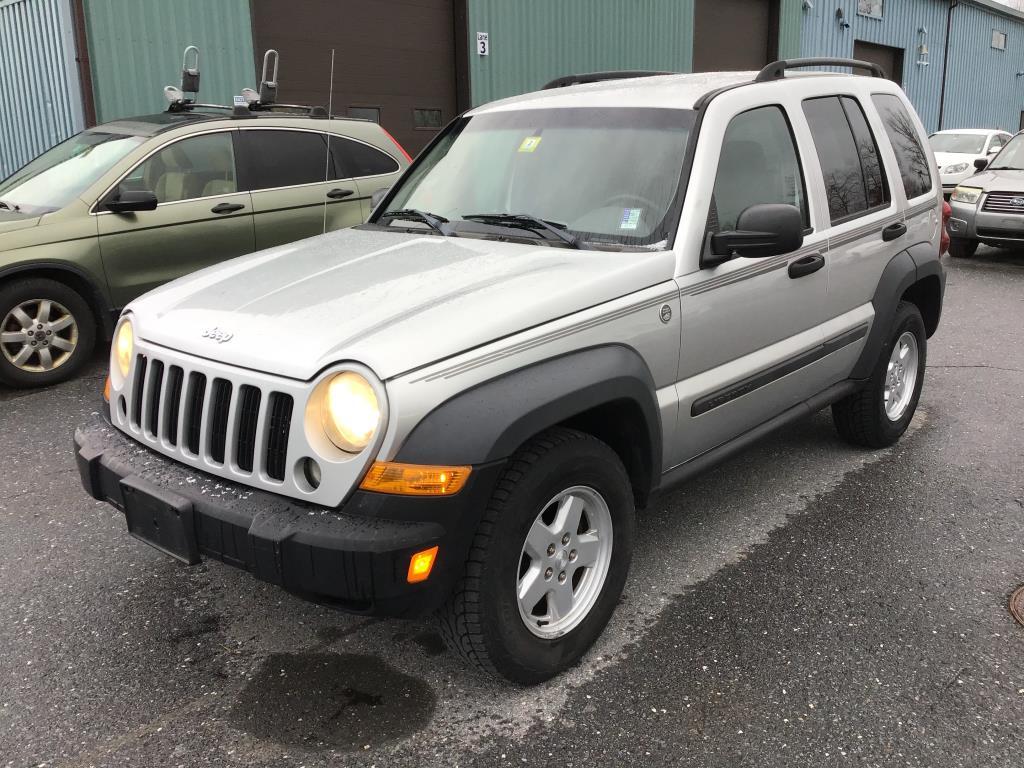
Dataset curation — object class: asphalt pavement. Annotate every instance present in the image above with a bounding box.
[2,247,1022,767]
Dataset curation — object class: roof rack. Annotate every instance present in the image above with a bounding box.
[542,70,674,90]
[163,46,329,118]
[755,57,887,82]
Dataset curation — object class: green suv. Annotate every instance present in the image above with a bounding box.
[0,111,408,387]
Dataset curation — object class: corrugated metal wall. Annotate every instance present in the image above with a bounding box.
[466,0,696,106]
[800,0,1024,133]
[0,0,83,179]
[83,0,256,123]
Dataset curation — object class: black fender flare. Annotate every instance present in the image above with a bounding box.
[395,344,663,493]
[851,242,945,379]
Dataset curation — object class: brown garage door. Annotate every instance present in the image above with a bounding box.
[693,0,779,72]
[852,40,904,84]
[251,0,461,155]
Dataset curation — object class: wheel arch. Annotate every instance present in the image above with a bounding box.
[851,243,945,379]
[394,345,663,507]
[0,262,115,339]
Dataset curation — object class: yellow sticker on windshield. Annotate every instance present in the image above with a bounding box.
[518,136,542,153]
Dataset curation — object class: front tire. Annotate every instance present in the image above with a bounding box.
[832,301,926,448]
[0,278,96,388]
[438,428,635,684]
[948,238,978,259]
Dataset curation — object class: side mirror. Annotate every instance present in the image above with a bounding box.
[105,189,158,213]
[707,203,804,264]
[370,186,391,210]
[974,157,989,171]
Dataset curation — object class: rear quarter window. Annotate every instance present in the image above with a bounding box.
[335,137,400,178]
[871,94,933,199]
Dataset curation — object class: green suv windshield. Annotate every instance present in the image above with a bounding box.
[379,107,695,249]
[0,131,147,215]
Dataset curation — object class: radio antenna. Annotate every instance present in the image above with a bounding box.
[322,48,336,235]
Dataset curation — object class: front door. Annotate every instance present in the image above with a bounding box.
[97,130,254,308]
[671,103,831,466]
[238,128,363,252]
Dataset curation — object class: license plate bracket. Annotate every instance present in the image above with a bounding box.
[120,476,200,565]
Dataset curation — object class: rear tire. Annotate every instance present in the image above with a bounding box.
[948,238,978,259]
[0,278,96,388]
[438,427,634,684]
[832,301,926,449]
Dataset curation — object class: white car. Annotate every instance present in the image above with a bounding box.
[930,128,1012,196]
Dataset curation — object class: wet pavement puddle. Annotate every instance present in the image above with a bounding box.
[229,652,436,750]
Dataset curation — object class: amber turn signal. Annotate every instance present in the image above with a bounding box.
[102,375,111,403]
[359,462,471,496]
[407,546,439,583]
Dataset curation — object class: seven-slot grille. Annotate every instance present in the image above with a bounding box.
[981,191,1024,214]
[128,353,293,481]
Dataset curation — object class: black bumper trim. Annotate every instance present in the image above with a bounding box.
[74,414,503,617]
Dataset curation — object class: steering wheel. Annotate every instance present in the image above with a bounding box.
[601,193,660,212]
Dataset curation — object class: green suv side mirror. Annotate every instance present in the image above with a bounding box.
[707,203,805,264]
[105,190,159,214]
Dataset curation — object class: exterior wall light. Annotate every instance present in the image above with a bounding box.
[836,7,851,29]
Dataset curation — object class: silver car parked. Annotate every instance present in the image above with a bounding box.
[948,131,1024,258]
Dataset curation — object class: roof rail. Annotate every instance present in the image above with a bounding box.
[755,57,887,82]
[542,70,674,90]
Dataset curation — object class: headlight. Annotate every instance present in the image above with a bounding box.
[113,320,133,379]
[943,162,970,174]
[319,371,380,453]
[951,186,983,204]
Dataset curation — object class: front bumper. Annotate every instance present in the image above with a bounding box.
[74,413,502,617]
[948,199,1024,244]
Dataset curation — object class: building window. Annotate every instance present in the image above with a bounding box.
[857,0,883,20]
[348,106,381,123]
[413,108,443,130]
[992,30,1007,50]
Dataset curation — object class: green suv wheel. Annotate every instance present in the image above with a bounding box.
[0,278,96,388]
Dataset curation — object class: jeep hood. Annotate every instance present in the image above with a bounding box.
[128,228,676,381]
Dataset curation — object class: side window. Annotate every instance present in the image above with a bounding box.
[333,137,401,178]
[802,96,889,224]
[125,132,236,204]
[709,105,808,234]
[243,130,335,190]
[989,134,1006,152]
[870,94,933,199]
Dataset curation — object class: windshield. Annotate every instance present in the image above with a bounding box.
[989,134,1024,170]
[929,133,986,155]
[0,131,147,215]
[379,107,695,248]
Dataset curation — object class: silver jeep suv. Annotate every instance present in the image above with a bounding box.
[75,58,944,683]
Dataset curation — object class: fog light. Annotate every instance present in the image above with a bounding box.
[301,457,322,489]
[407,546,439,583]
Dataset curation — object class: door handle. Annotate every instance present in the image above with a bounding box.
[788,252,825,279]
[211,202,245,214]
[882,222,907,242]
[326,188,355,200]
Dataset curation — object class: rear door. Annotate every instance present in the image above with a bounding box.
[238,128,363,251]
[802,94,904,334]
[97,130,254,307]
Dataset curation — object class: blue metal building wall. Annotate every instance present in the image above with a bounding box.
[0,0,84,179]
[799,0,1024,133]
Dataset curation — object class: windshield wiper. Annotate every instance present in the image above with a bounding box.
[463,213,584,249]
[986,166,1019,171]
[0,200,19,211]
[378,208,453,236]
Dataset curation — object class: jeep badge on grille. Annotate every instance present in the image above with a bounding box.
[201,327,234,343]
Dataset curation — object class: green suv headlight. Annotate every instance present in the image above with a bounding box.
[951,186,983,204]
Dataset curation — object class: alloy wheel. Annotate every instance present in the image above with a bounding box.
[1,299,79,373]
